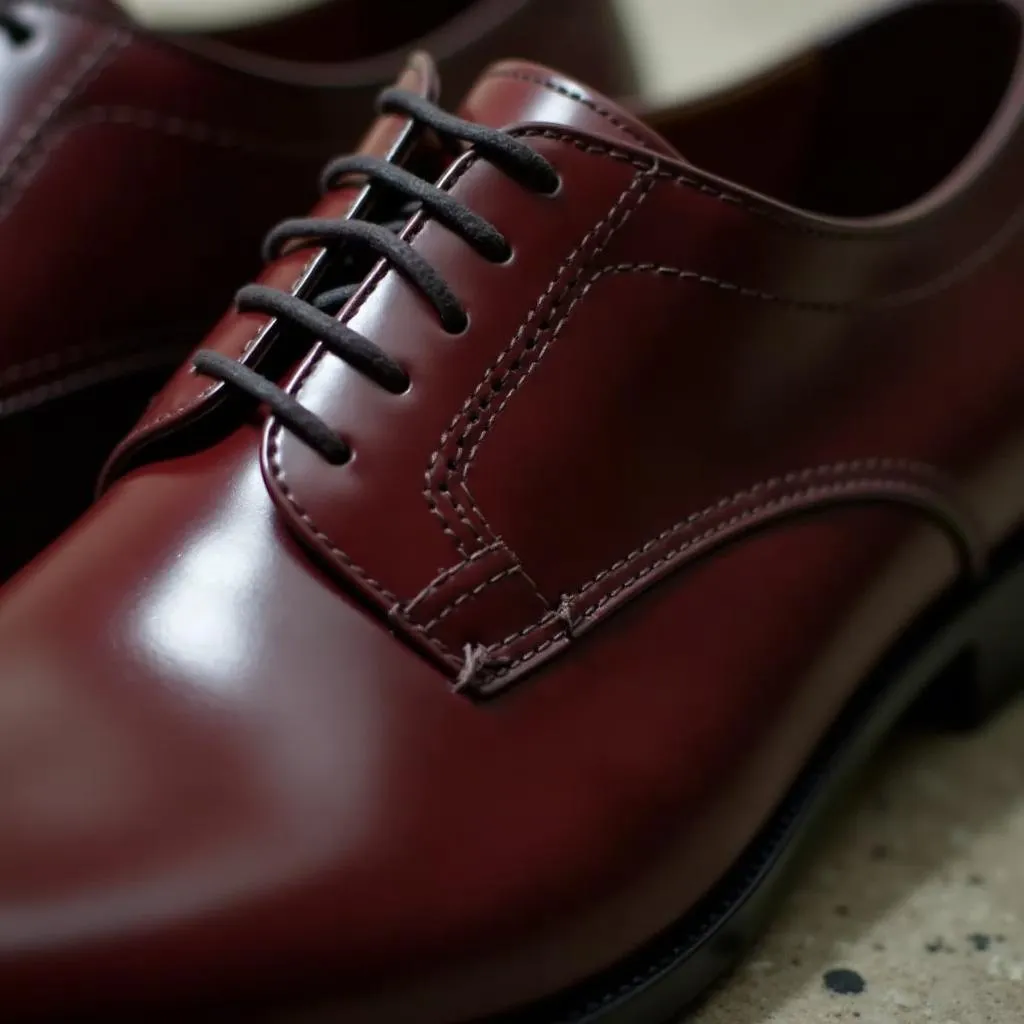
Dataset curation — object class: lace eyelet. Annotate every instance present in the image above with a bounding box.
[389,370,413,396]
[326,443,353,467]
[445,310,471,336]
[489,240,515,265]
[537,171,563,198]
[194,86,568,464]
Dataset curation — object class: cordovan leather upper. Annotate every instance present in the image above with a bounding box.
[1,1,1024,1019]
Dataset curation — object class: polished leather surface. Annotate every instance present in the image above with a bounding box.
[0,0,633,578]
[3,0,1024,1020]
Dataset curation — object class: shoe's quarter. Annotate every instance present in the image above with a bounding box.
[113,64,1023,692]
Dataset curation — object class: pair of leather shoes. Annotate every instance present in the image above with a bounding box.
[2,0,1024,1020]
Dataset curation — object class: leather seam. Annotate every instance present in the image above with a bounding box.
[266,431,456,661]
[404,540,506,613]
[270,135,649,570]
[411,545,552,630]
[0,342,184,416]
[0,103,321,225]
[263,106,510,618]
[419,565,521,631]
[514,129,1024,293]
[0,27,125,205]
[585,261,854,312]
[260,132,971,661]
[438,229,982,625]
[0,336,158,388]
[264,126,849,596]
[442,254,865,469]
[511,128,866,240]
[430,167,657,557]
[475,466,977,688]
[482,68,649,146]
[265,427,401,606]
[572,459,966,609]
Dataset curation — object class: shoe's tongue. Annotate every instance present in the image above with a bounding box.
[457,59,681,159]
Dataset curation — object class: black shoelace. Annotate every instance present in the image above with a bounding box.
[0,1,32,44]
[192,87,560,465]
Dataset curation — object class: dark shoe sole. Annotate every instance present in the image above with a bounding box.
[483,534,1024,1024]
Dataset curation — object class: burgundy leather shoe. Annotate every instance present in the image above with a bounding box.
[2,1,1024,1020]
[0,0,633,579]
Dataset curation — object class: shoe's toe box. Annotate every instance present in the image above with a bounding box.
[0,440,937,1022]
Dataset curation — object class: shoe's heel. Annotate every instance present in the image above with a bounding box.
[916,552,1024,730]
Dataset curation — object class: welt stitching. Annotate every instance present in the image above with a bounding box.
[489,458,956,650]
[483,69,649,146]
[0,28,124,193]
[485,472,967,679]
[420,565,521,631]
[437,170,656,544]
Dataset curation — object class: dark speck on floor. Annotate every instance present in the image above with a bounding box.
[791,957,802,968]
[969,933,992,952]
[925,937,955,954]
[823,968,867,996]
[968,873,986,886]
[872,942,886,952]
[835,904,850,917]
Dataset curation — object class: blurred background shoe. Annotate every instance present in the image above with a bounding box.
[0,0,635,579]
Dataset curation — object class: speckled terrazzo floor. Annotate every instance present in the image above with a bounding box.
[684,700,1024,1024]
